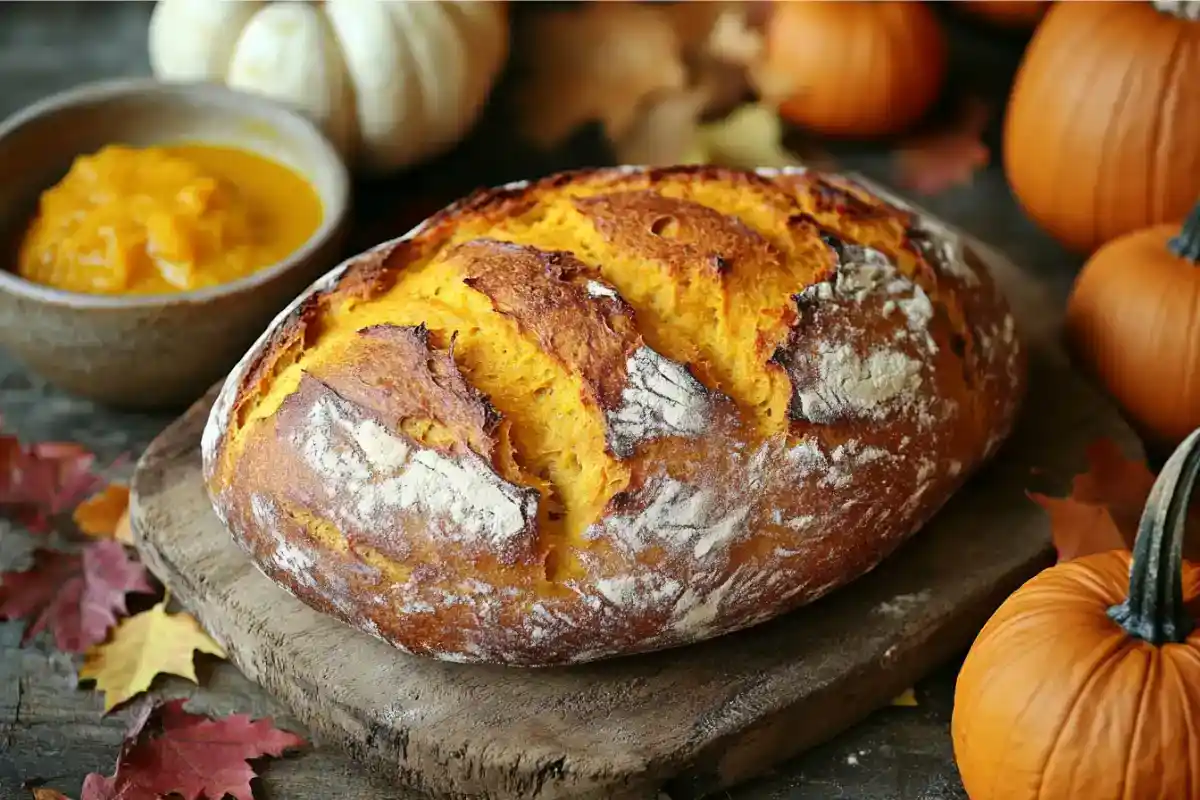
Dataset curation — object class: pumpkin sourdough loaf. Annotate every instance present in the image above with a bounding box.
[202,166,1026,666]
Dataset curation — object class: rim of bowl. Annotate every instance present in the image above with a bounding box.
[0,76,351,309]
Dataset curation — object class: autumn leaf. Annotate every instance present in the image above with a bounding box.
[81,601,226,712]
[74,484,130,539]
[81,699,305,800]
[893,97,991,196]
[0,541,155,652]
[1028,439,1158,562]
[112,510,134,546]
[31,789,71,800]
[0,432,106,533]
[514,2,687,149]
[890,687,919,707]
[694,102,803,170]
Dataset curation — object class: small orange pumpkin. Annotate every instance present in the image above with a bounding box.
[1065,201,1200,450]
[955,0,1050,29]
[760,1,947,138]
[1004,1,1200,254]
[953,428,1200,800]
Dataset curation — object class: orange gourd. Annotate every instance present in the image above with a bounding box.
[953,428,1200,800]
[955,0,1050,29]
[762,1,947,138]
[1004,1,1200,254]
[1065,201,1200,450]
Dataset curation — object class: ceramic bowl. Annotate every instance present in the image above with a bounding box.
[0,78,350,410]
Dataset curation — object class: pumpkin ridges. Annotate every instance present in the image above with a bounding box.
[1146,24,1187,225]
[1004,3,1119,252]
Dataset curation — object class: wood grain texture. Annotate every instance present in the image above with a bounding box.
[127,233,1140,800]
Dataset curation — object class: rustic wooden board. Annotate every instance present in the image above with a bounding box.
[129,237,1140,800]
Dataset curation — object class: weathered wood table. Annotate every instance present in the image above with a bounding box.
[0,4,1088,799]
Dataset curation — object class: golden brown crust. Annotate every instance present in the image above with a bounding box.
[454,239,641,410]
[203,166,1026,666]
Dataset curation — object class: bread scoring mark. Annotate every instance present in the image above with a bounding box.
[606,347,716,459]
[453,238,642,410]
[588,473,751,560]
[292,385,538,559]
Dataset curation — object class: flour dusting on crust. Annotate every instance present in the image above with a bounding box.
[606,347,716,458]
[294,393,537,549]
[590,473,751,558]
[794,344,924,424]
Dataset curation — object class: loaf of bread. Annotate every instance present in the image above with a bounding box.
[202,166,1025,666]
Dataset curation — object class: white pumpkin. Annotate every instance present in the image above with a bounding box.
[147,0,509,175]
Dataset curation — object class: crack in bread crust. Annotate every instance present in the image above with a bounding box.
[204,166,1027,666]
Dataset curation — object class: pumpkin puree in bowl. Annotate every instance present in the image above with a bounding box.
[17,143,322,295]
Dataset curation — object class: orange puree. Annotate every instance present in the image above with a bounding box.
[17,143,322,295]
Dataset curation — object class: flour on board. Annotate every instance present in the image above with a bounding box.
[293,394,537,549]
[606,346,715,458]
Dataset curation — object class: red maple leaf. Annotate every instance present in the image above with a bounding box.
[0,429,108,533]
[0,541,156,652]
[1028,438,1161,562]
[893,96,991,196]
[81,699,306,800]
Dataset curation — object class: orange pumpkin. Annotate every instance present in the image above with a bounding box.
[955,0,1050,28]
[1004,1,1200,254]
[761,1,947,138]
[1065,202,1200,450]
[953,428,1200,800]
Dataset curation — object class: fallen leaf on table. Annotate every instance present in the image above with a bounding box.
[81,601,226,712]
[81,699,305,800]
[1028,439,1158,562]
[31,789,71,800]
[0,541,155,653]
[112,509,134,545]
[890,687,919,707]
[893,97,991,196]
[0,431,106,533]
[514,2,687,150]
[74,484,130,539]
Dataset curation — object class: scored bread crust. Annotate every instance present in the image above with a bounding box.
[202,166,1026,667]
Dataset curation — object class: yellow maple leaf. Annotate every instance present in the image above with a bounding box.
[32,789,71,800]
[890,687,919,707]
[73,483,130,539]
[79,601,226,711]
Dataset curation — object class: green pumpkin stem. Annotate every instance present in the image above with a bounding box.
[1107,428,1200,645]
[1168,200,1200,263]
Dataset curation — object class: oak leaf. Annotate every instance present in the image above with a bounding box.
[893,97,991,196]
[0,541,155,652]
[1028,439,1157,562]
[74,484,131,540]
[81,699,305,800]
[0,433,105,533]
[81,601,226,711]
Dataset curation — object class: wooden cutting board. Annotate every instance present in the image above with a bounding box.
[129,234,1140,800]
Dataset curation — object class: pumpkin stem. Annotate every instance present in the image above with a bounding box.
[1107,428,1200,645]
[1168,200,1200,262]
